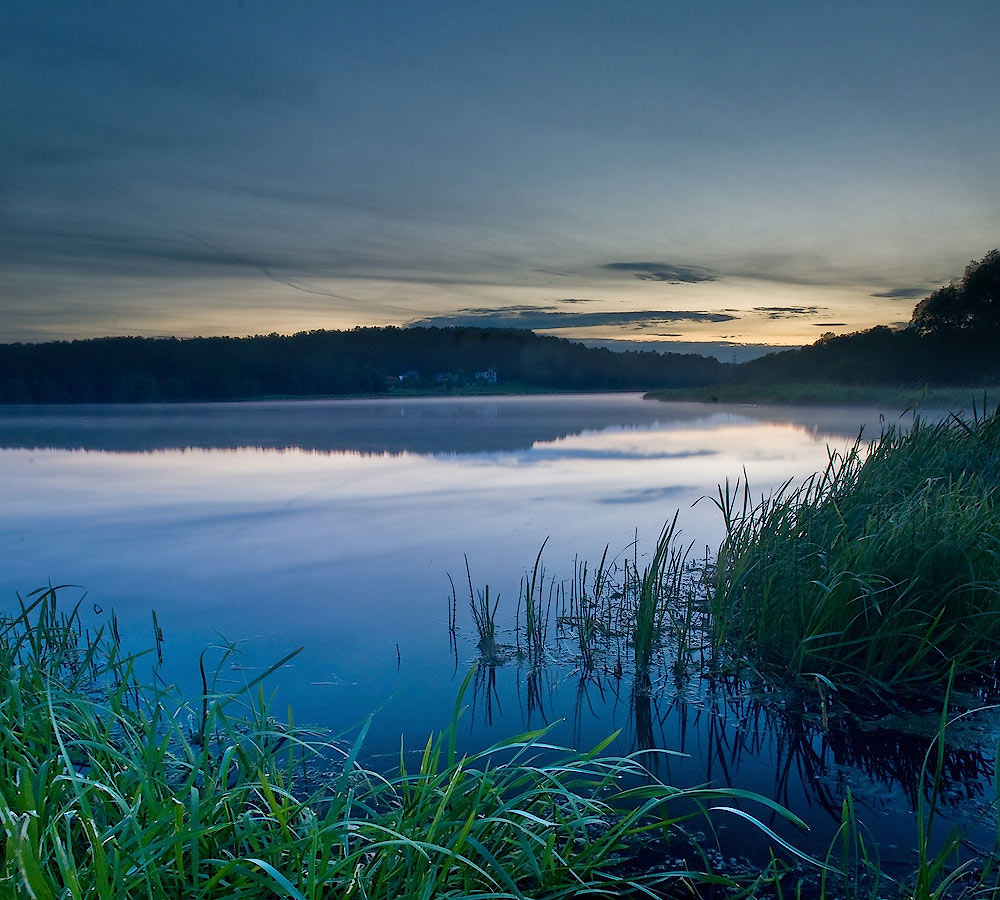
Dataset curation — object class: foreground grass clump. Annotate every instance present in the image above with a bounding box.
[710,406,1000,700]
[1,588,799,899]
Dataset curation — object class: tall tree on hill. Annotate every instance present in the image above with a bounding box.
[910,249,1000,335]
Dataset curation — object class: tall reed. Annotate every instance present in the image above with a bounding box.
[634,513,694,673]
[708,408,1000,700]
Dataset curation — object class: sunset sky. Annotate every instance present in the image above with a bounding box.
[3,1,998,358]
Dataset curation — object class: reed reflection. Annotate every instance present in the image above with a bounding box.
[463,641,995,836]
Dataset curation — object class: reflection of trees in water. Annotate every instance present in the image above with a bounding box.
[0,396,890,455]
[0,398,709,455]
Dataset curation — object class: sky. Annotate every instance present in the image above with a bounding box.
[2,1,999,357]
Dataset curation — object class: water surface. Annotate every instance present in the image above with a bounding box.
[1,394,987,865]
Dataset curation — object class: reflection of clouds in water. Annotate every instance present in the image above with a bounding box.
[596,486,693,505]
[523,447,718,463]
[460,448,719,466]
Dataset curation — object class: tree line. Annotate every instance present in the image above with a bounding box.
[0,326,725,403]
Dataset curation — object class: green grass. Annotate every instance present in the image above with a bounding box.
[707,406,1000,702]
[1,586,816,899]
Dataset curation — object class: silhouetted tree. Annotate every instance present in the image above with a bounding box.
[910,249,1000,335]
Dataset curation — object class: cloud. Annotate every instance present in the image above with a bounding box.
[602,262,719,283]
[753,306,824,319]
[812,322,847,326]
[871,287,929,300]
[409,306,738,331]
[559,297,594,304]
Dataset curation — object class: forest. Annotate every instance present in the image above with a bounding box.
[0,326,724,403]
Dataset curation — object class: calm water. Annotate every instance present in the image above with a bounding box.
[1,394,992,864]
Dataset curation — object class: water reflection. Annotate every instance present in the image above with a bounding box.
[0,394,917,454]
[464,654,997,861]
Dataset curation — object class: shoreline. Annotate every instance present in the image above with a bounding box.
[644,382,1000,411]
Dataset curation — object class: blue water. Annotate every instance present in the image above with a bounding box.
[1,394,991,867]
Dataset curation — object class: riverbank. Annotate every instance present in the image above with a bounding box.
[645,382,1000,411]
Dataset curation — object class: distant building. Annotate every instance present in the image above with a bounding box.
[475,367,498,385]
[386,370,421,386]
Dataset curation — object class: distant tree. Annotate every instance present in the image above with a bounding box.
[910,249,1000,335]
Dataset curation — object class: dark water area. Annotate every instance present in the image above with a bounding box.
[0,393,992,876]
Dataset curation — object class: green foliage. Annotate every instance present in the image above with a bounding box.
[0,587,800,899]
[708,407,1000,701]
[633,513,693,673]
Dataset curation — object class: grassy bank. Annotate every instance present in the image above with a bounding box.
[707,406,1000,702]
[645,383,1000,410]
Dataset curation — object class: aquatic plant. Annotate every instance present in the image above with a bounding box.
[464,554,502,661]
[634,513,695,674]
[520,538,551,663]
[1,587,814,899]
[708,406,1000,701]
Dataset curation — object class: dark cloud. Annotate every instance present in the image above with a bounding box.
[871,287,929,300]
[753,306,824,319]
[409,306,737,331]
[602,262,719,283]
[559,298,594,304]
[812,322,847,326]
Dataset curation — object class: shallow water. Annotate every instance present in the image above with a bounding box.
[0,394,991,868]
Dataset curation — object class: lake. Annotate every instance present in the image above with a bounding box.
[1,393,992,868]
